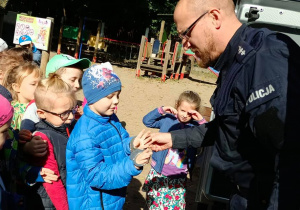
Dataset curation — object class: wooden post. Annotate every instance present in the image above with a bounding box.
[161,39,171,82]
[100,22,105,37]
[158,20,165,56]
[92,21,102,63]
[158,20,165,43]
[175,47,184,80]
[40,17,54,77]
[147,38,154,65]
[136,36,146,77]
[145,27,149,39]
[181,56,194,79]
[57,17,64,54]
[74,18,83,59]
[170,41,179,79]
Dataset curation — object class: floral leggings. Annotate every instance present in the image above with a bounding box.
[142,168,187,210]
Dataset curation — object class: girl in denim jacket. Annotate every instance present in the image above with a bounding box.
[142,91,207,209]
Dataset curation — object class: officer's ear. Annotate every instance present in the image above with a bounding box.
[209,8,221,29]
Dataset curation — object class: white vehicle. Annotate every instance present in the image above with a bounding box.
[235,0,300,45]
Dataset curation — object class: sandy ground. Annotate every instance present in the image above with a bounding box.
[74,64,217,210]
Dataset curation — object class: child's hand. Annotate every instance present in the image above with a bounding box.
[163,106,178,115]
[77,105,84,116]
[19,129,32,144]
[133,129,151,150]
[23,136,48,157]
[40,168,59,184]
[135,148,152,169]
[188,110,204,121]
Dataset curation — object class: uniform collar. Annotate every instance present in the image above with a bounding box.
[214,24,248,75]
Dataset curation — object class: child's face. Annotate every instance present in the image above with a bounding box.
[177,100,196,123]
[15,72,40,103]
[38,96,75,127]
[60,67,83,92]
[89,91,120,117]
[0,118,12,150]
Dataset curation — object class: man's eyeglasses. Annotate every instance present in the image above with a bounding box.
[178,11,208,40]
[42,107,78,121]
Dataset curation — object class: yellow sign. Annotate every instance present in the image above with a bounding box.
[13,14,52,51]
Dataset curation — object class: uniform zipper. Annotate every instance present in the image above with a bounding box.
[214,49,256,116]
[215,62,244,116]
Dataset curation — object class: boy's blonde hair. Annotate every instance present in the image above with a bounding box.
[175,90,201,112]
[35,73,76,111]
[3,62,41,100]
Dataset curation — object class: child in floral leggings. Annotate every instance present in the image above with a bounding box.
[142,91,207,209]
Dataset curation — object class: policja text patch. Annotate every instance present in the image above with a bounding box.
[245,77,281,112]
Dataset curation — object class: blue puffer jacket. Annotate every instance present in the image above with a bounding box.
[66,105,142,210]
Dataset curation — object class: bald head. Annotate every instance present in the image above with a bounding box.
[174,0,242,68]
[175,0,235,19]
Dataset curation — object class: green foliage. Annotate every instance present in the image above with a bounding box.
[148,0,178,39]
[5,0,178,43]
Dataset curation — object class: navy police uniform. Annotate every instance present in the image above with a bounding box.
[170,24,300,209]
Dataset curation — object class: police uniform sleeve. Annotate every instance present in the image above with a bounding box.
[170,121,215,149]
[244,34,296,151]
[243,34,300,209]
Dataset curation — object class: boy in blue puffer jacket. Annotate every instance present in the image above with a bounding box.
[66,62,152,210]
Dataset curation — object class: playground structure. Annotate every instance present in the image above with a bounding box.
[56,17,140,63]
[136,21,195,82]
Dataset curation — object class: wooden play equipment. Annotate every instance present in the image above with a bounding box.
[56,17,101,59]
[136,35,194,82]
[136,19,194,82]
[57,17,139,62]
[56,22,91,57]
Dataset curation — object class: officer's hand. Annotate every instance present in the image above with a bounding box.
[163,106,177,115]
[149,132,172,152]
[23,136,48,157]
[40,168,59,184]
[188,110,204,121]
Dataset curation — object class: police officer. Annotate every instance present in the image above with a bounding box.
[149,0,300,209]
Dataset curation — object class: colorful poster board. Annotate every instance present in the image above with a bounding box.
[13,14,52,51]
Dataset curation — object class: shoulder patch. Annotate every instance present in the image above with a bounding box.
[236,41,254,63]
[245,77,281,112]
